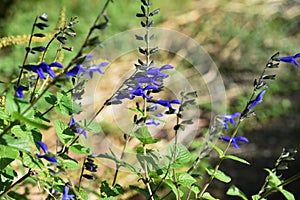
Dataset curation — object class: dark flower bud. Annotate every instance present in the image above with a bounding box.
[141,0,148,6]
[39,13,48,22]
[141,5,146,15]
[35,23,49,30]
[149,9,160,16]
[150,47,159,55]
[174,124,181,131]
[136,13,145,18]
[135,35,144,41]
[262,74,276,80]
[146,20,154,27]
[141,21,146,27]
[94,23,107,30]
[25,47,31,53]
[62,46,73,52]
[33,33,46,38]
[32,46,46,52]
[57,36,67,44]
[82,174,95,180]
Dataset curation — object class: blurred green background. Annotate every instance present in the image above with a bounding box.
[1,0,300,199]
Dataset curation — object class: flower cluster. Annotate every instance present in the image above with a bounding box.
[24,61,63,79]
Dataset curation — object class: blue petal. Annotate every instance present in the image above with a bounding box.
[50,61,64,68]
[15,85,25,98]
[160,64,174,70]
[37,141,48,154]
[69,116,76,126]
[66,65,81,77]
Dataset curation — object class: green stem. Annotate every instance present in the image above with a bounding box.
[198,120,242,198]
[0,169,32,198]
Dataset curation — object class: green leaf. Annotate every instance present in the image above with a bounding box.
[59,154,79,170]
[202,192,220,200]
[54,120,75,144]
[134,126,159,144]
[226,185,248,200]
[79,119,101,134]
[100,180,123,197]
[223,155,250,165]
[12,112,50,130]
[98,151,140,174]
[11,125,42,148]
[4,93,18,115]
[279,188,295,200]
[166,143,191,167]
[251,194,262,200]
[265,168,281,187]
[176,172,196,188]
[211,143,224,158]
[69,143,91,154]
[1,134,31,152]
[164,179,183,199]
[0,145,19,170]
[191,184,201,195]
[22,152,45,170]
[206,167,231,183]
[56,91,82,115]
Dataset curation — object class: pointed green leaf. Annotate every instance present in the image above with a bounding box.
[202,192,219,200]
[54,120,75,144]
[59,154,79,170]
[165,179,183,199]
[176,172,196,187]
[12,112,50,130]
[226,185,248,200]
[0,145,19,170]
[223,155,250,165]
[134,126,159,144]
[69,143,91,154]
[265,168,281,187]
[206,167,231,183]
[166,143,191,167]
[22,152,45,169]
[1,134,31,152]
[251,194,262,200]
[279,188,295,200]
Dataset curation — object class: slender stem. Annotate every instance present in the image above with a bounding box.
[0,169,32,198]
[143,144,155,200]
[198,120,242,198]
[16,17,37,87]
[259,172,300,200]
[112,125,136,186]
[67,0,111,69]
[78,157,86,188]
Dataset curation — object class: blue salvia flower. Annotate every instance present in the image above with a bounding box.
[248,90,266,110]
[36,141,57,163]
[69,116,87,138]
[134,65,173,86]
[221,136,249,149]
[15,85,25,98]
[279,53,300,68]
[155,99,181,110]
[65,64,82,77]
[25,61,63,79]
[146,113,163,126]
[84,62,109,78]
[65,62,109,78]
[130,85,158,100]
[221,112,241,131]
[62,183,75,200]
